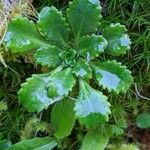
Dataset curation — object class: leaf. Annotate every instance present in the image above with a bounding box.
[92,60,133,93]
[0,140,12,150]
[79,113,108,129]
[18,73,55,112]
[102,23,131,56]
[81,129,109,150]
[136,113,150,128]
[34,46,61,67]
[51,99,75,138]
[59,48,77,66]
[4,16,48,53]
[73,58,92,79]
[18,68,75,112]
[67,0,101,37]
[7,137,57,150]
[74,80,110,127]
[75,80,111,116]
[47,68,76,99]
[37,6,69,47]
[79,35,107,60]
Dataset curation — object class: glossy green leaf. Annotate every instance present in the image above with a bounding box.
[34,46,61,67]
[73,59,92,79]
[47,68,76,99]
[136,113,150,128]
[74,80,111,126]
[4,16,48,53]
[18,73,55,112]
[79,113,108,129]
[102,23,131,56]
[67,0,101,36]
[51,99,75,138]
[81,129,109,150]
[7,137,57,150]
[0,140,12,150]
[92,60,133,93]
[37,6,69,47]
[79,35,107,60]
[18,68,75,112]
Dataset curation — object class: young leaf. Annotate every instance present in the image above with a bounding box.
[18,73,55,112]
[51,99,75,138]
[7,137,57,150]
[102,23,131,56]
[33,46,61,67]
[59,48,77,66]
[136,113,150,128]
[4,16,48,53]
[81,129,109,150]
[92,60,133,93]
[79,35,107,60]
[37,6,69,47]
[73,58,92,79]
[74,80,111,127]
[67,0,101,37]
[47,68,76,99]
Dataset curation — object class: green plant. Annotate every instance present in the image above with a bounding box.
[0,137,57,150]
[4,0,133,149]
[136,113,150,128]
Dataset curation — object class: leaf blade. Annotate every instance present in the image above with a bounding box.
[74,80,110,127]
[92,60,133,93]
[136,113,150,129]
[79,35,107,60]
[67,0,101,36]
[51,99,75,138]
[47,68,76,99]
[37,6,69,47]
[102,23,131,56]
[34,46,61,67]
[18,68,75,112]
[18,73,54,112]
[4,16,48,53]
[7,137,57,150]
[73,58,92,79]
[81,129,109,150]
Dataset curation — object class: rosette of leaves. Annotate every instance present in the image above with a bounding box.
[4,0,133,147]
